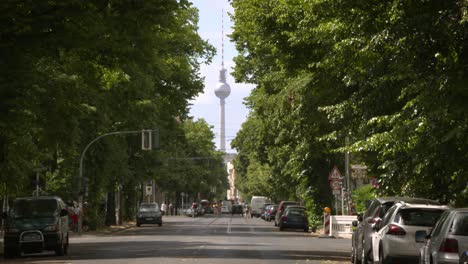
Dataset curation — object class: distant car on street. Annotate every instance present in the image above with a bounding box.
[260,203,274,219]
[278,206,309,232]
[231,204,243,215]
[136,203,162,226]
[274,201,299,226]
[266,205,278,222]
[221,200,232,214]
[419,208,468,264]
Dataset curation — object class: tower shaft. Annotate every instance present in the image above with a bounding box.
[220,98,226,152]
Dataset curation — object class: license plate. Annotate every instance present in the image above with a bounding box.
[23,234,41,241]
[145,218,154,221]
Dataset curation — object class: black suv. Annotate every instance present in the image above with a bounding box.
[2,196,70,258]
[351,197,440,264]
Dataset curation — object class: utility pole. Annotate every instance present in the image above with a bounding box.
[345,136,350,215]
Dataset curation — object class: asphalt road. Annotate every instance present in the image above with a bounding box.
[2,214,351,264]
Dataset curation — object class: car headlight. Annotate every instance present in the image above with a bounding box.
[44,224,58,232]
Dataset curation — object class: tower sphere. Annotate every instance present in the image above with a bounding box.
[215,82,231,99]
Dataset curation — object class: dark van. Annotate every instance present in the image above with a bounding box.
[2,196,69,258]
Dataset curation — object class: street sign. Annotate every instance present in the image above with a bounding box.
[330,180,342,190]
[328,166,343,181]
[145,186,152,196]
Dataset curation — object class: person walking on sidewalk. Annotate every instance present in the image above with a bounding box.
[161,201,167,216]
[168,202,173,216]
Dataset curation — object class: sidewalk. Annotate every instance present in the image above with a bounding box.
[69,221,136,237]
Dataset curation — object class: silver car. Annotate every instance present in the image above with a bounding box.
[372,201,449,263]
[351,197,440,264]
[419,208,468,264]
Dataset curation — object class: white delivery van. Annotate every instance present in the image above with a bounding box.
[250,196,269,217]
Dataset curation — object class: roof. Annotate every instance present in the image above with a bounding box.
[375,196,440,205]
[285,206,306,210]
[396,202,449,209]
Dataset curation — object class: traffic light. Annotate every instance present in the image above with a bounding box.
[141,130,152,150]
[141,129,159,150]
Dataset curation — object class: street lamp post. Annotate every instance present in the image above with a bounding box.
[77,129,158,235]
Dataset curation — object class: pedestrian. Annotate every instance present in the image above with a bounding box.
[161,201,167,216]
[244,204,251,218]
[71,202,79,232]
[168,202,173,216]
[191,200,197,217]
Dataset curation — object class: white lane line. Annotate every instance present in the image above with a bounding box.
[227,217,232,234]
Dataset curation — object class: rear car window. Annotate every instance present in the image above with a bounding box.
[452,213,468,236]
[396,208,445,227]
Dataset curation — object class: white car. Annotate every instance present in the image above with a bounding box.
[371,201,449,263]
[419,208,468,264]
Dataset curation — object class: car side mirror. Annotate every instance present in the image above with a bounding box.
[1,212,7,219]
[352,220,358,227]
[415,230,427,243]
[60,209,69,217]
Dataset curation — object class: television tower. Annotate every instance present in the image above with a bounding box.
[214,10,231,152]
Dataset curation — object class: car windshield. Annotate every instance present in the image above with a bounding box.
[396,208,445,227]
[11,199,57,218]
[452,213,468,236]
[139,204,159,212]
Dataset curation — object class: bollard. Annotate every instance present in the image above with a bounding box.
[319,207,335,238]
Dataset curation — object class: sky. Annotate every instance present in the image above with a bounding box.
[188,0,254,153]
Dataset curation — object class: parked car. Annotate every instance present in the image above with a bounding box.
[2,196,69,259]
[201,199,213,214]
[278,206,309,232]
[232,204,243,215]
[419,208,468,264]
[274,201,299,226]
[265,205,278,222]
[136,203,162,226]
[260,203,274,219]
[371,201,449,264]
[351,197,441,264]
